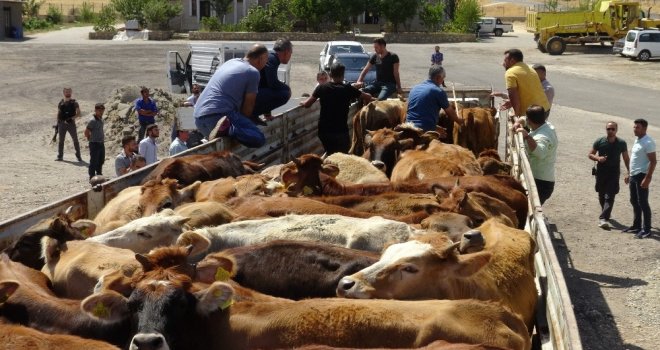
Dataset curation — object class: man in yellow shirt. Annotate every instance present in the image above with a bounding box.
[501,49,550,119]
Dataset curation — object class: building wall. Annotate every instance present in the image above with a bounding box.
[0,2,23,39]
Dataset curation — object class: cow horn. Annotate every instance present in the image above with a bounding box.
[320,152,328,160]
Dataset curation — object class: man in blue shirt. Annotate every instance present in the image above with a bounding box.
[135,87,158,141]
[405,65,460,134]
[431,46,443,65]
[251,38,293,123]
[194,45,269,148]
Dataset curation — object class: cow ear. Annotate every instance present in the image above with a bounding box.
[364,133,373,147]
[179,181,201,201]
[71,219,97,237]
[81,291,129,322]
[196,254,236,284]
[398,138,415,150]
[195,282,234,315]
[454,251,491,277]
[135,253,155,272]
[280,168,298,186]
[321,163,340,178]
[176,231,210,257]
[0,281,19,303]
[40,237,61,265]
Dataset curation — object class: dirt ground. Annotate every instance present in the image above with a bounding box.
[0,25,658,350]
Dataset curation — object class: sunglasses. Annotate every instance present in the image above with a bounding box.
[606,128,616,131]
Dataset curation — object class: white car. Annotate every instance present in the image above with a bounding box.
[622,28,660,61]
[319,41,366,71]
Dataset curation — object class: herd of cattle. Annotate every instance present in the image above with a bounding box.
[0,100,537,350]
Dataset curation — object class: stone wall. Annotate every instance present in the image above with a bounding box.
[189,31,476,44]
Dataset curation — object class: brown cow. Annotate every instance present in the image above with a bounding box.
[173,201,236,228]
[194,174,279,202]
[295,341,509,350]
[349,99,407,155]
[3,207,89,270]
[0,254,131,346]
[93,179,200,233]
[82,247,530,350]
[437,186,518,228]
[421,212,474,242]
[477,149,512,175]
[140,150,262,186]
[337,219,537,330]
[315,192,443,217]
[453,107,497,155]
[200,240,379,299]
[391,141,483,182]
[0,320,120,350]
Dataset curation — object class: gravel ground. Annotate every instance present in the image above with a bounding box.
[0,25,658,350]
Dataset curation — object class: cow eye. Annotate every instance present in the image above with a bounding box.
[161,201,173,209]
[137,231,152,239]
[402,265,418,273]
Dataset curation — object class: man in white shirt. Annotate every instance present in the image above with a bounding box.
[169,129,189,156]
[623,118,656,239]
[139,124,159,165]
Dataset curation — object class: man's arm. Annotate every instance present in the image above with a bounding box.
[622,150,631,174]
[443,103,461,125]
[74,103,81,119]
[241,92,257,118]
[641,152,656,188]
[115,157,129,176]
[507,87,521,116]
[393,62,402,95]
[84,127,91,140]
[588,148,607,163]
[355,61,373,87]
[264,54,288,91]
[300,95,318,108]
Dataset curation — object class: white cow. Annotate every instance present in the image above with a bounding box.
[86,209,191,253]
[177,214,423,256]
[325,153,389,184]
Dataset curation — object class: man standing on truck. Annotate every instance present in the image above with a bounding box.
[84,103,105,179]
[194,44,269,148]
[589,122,629,230]
[251,38,293,124]
[501,49,550,122]
[623,118,656,239]
[55,87,83,162]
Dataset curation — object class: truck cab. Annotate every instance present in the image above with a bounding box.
[476,17,513,36]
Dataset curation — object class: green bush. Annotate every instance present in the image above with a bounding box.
[93,4,117,32]
[143,0,182,30]
[240,5,277,32]
[23,17,52,30]
[200,16,222,32]
[78,2,96,23]
[46,4,63,24]
[447,0,482,33]
[22,0,44,18]
[419,0,445,32]
[110,0,148,28]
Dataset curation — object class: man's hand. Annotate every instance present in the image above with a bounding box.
[353,81,364,89]
[624,174,630,185]
[641,175,652,189]
[499,100,512,111]
[598,155,608,163]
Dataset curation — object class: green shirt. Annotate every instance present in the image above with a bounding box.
[529,122,558,182]
[592,136,627,173]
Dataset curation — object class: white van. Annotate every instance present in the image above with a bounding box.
[622,28,660,61]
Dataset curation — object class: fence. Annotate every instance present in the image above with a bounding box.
[38,1,110,17]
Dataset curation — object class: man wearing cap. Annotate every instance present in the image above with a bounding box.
[169,129,189,156]
[84,103,105,179]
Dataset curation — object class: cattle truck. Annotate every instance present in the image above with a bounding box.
[0,88,581,350]
[527,0,660,55]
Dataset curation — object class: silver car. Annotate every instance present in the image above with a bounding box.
[319,41,366,71]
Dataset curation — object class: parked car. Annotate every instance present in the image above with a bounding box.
[612,38,625,56]
[319,41,366,71]
[331,53,376,84]
[622,28,660,61]
[475,17,513,36]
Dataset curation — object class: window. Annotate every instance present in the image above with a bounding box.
[191,0,197,16]
[639,33,650,42]
[650,33,660,43]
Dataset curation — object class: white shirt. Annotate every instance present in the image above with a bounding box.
[169,137,188,156]
[630,134,656,176]
[139,137,158,165]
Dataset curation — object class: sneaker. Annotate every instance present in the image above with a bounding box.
[55,157,63,161]
[622,226,641,233]
[77,156,83,162]
[208,116,230,140]
[598,220,610,229]
[635,230,652,239]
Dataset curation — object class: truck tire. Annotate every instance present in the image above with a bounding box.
[494,28,503,37]
[537,40,547,53]
[546,36,566,55]
[637,50,651,61]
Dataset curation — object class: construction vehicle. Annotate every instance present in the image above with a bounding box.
[527,0,660,55]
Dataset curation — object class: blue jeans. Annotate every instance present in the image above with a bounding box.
[363,81,397,100]
[252,86,291,118]
[629,173,651,231]
[195,111,265,148]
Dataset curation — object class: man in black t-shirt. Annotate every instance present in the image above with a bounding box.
[301,63,374,155]
[55,87,82,162]
[354,38,402,100]
[588,121,630,229]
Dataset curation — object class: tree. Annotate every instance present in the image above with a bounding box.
[110,0,149,27]
[22,0,45,18]
[325,0,365,32]
[209,0,233,24]
[419,0,445,32]
[379,0,419,32]
[142,0,182,30]
[289,0,324,32]
[447,0,481,33]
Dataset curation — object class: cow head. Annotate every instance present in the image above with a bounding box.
[281,154,339,196]
[439,185,517,228]
[336,233,491,300]
[139,179,200,216]
[82,246,235,350]
[364,128,414,177]
[420,212,474,243]
[90,209,191,253]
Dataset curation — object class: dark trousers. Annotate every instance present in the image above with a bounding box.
[319,132,350,155]
[595,169,620,220]
[629,173,651,231]
[138,121,150,142]
[88,142,105,178]
[252,86,291,118]
[363,81,397,101]
[534,178,555,205]
[598,192,616,220]
[57,119,81,159]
